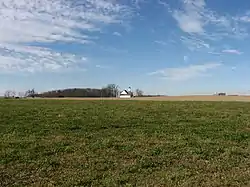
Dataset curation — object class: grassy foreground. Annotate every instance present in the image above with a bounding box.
[0,99,250,187]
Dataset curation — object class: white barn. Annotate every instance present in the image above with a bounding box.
[119,90,131,98]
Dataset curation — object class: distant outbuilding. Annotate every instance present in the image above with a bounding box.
[119,90,131,98]
[216,92,227,96]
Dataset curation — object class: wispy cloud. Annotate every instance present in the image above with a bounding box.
[0,0,132,73]
[172,0,248,37]
[238,14,250,23]
[231,66,236,71]
[180,35,210,51]
[149,63,222,81]
[131,0,147,9]
[222,49,243,55]
[95,64,111,69]
[166,0,249,51]
[0,43,87,73]
[208,51,223,55]
[113,32,122,37]
[173,0,206,34]
[158,0,169,7]
[184,56,188,62]
[154,40,167,46]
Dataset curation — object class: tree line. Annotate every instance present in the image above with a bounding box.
[4,84,144,98]
[4,89,36,98]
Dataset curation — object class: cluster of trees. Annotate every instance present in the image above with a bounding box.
[4,89,36,98]
[135,88,143,97]
[37,84,120,98]
[4,84,144,98]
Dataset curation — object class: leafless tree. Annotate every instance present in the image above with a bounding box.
[25,89,36,98]
[135,89,143,97]
[4,90,16,98]
[4,90,11,98]
[105,84,119,97]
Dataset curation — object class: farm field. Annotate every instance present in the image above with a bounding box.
[0,99,250,186]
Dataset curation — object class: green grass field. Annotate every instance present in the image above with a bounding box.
[1,99,250,186]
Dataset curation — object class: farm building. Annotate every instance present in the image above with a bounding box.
[214,92,227,96]
[119,90,132,98]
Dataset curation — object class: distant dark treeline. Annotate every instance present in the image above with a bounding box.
[36,89,163,98]
[37,88,118,98]
[139,95,164,97]
[4,84,153,98]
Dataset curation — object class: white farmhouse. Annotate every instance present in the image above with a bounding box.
[119,90,131,98]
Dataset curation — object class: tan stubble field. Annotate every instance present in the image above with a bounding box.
[36,95,250,102]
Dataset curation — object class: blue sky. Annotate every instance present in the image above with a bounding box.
[1,0,250,95]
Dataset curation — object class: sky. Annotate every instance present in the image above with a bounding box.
[1,0,250,96]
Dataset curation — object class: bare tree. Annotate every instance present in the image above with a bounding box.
[105,84,119,97]
[4,90,11,98]
[25,89,36,98]
[24,90,30,97]
[4,90,16,98]
[12,90,16,97]
[135,89,143,97]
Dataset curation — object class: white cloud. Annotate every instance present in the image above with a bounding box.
[0,0,132,73]
[149,63,222,81]
[208,51,223,55]
[158,0,169,7]
[0,44,87,73]
[95,64,111,69]
[238,15,250,23]
[172,0,206,34]
[184,56,188,62]
[222,49,242,55]
[180,35,210,51]
[154,40,167,45]
[167,0,249,51]
[172,0,246,36]
[113,32,122,36]
[131,0,147,9]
